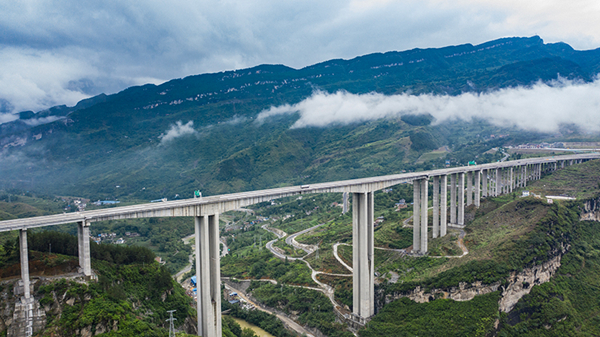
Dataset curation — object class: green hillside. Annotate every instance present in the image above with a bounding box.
[0,36,599,202]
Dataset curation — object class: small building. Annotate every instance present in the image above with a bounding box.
[191,275,197,286]
[522,191,530,197]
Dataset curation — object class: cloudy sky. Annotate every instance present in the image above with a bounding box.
[1,0,599,120]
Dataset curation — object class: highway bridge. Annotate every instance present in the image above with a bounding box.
[1,153,598,336]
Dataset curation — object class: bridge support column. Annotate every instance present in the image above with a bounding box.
[458,173,465,226]
[510,167,514,192]
[432,176,439,238]
[420,179,428,253]
[195,214,222,337]
[342,192,349,214]
[474,170,481,207]
[353,192,374,321]
[440,175,447,237]
[495,168,501,196]
[413,182,421,252]
[466,171,473,206]
[19,229,30,300]
[523,165,527,187]
[450,174,457,224]
[482,169,488,197]
[77,221,92,277]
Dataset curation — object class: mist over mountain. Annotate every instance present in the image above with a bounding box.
[1,36,599,201]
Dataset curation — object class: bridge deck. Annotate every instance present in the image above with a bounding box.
[0,153,597,232]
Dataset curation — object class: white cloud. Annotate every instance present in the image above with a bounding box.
[159,120,196,143]
[257,78,600,132]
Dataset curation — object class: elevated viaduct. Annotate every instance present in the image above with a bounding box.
[1,153,598,336]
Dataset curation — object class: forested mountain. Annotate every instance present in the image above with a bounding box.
[1,36,599,201]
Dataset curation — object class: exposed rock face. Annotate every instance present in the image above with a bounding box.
[382,254,564,313]
[580,198,600,221]
[499,255,561,312]
[6,297,46,337]
[383,281,502,307]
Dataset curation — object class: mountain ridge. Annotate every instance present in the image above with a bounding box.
[0,35,599,201]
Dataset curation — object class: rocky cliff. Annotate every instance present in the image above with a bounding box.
[381,253,564,313]
[580,197,600,221]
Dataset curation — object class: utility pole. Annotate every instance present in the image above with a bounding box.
[166,310,176,337]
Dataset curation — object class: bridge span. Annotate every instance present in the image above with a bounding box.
[1,153,598,336]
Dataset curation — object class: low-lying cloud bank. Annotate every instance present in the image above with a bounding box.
[159,121,196,143]
[256,78,600,132]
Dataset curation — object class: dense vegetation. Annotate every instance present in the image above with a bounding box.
[360,292,501,337]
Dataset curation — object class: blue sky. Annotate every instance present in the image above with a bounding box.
[1,0,599,122]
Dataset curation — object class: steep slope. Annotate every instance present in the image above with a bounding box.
[0,36,599,200]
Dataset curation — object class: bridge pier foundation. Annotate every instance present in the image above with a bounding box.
[195,214,222,337]
[353,192,374,321]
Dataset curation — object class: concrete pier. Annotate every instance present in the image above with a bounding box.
[482,169,488,197]
[474,171,481,207]
[195,214,222,337]
[19,229,30,300]
[450,174,457,224]
[432,176,439,238]
[77,221,92,277]
[495,168,500,196]
[413,182,421,253]
[353,192,374,320]
[466,171,473,206]
[420,179,428,253]
[458,173,465,225]
[440,175,447,237]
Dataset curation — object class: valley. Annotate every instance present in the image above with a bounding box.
[1,35,600,337]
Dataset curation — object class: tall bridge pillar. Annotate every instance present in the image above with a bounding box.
[440,175,448,237]
[420,179,428,252]
[195,214,222,337]
[77,221,92,277]
[352,192,374,322]
[19,229,30,300]
[458,173,465,225]
[450,174,457,224]
[474,170,481,207]
[432,176,439,238]
[466,171,473,206]
[413,182,420,253]
[482,169,488,197]
[412,179,429,253]
[495,168,501,196]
